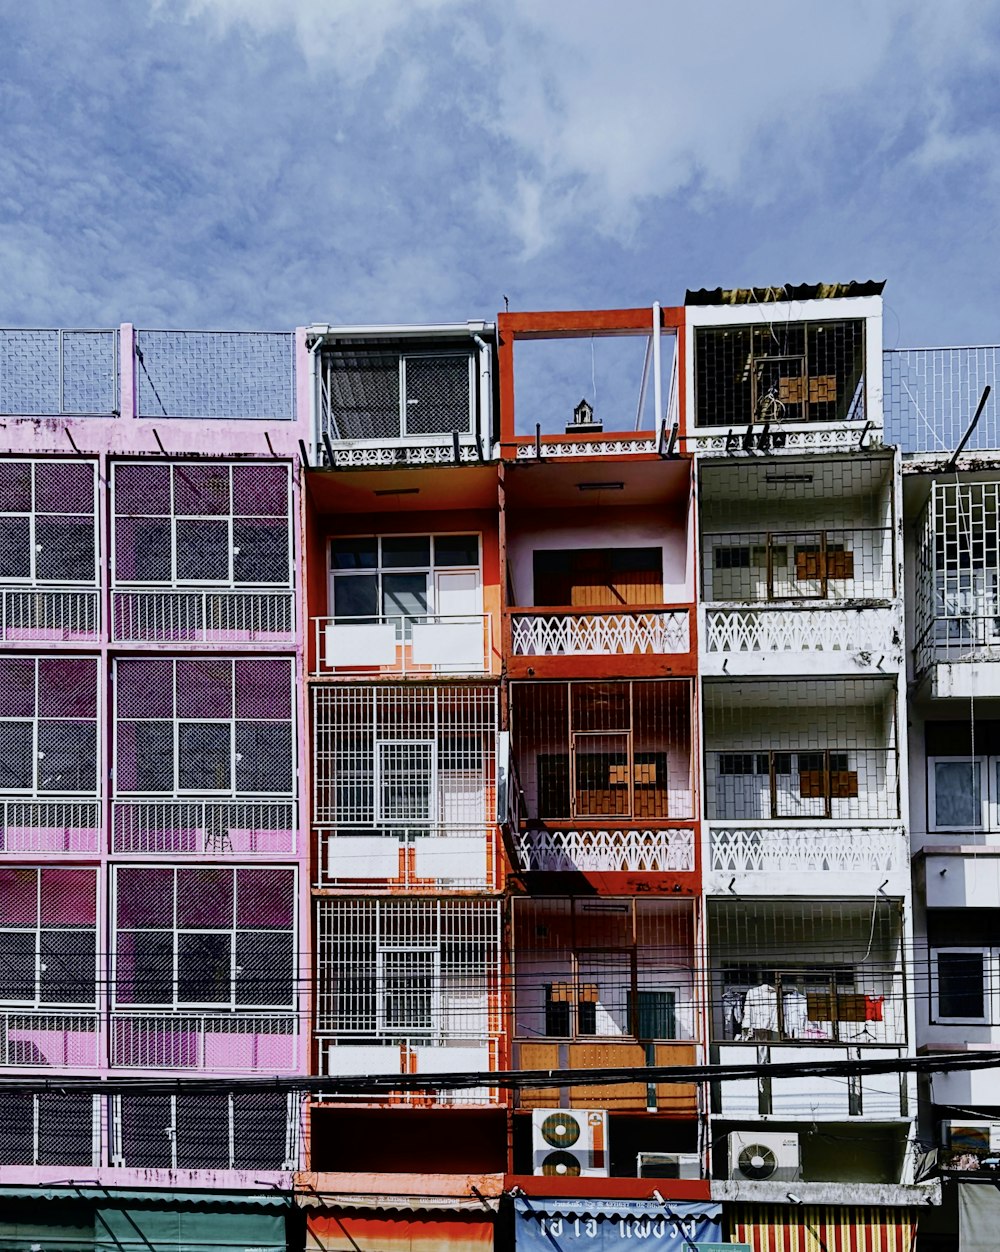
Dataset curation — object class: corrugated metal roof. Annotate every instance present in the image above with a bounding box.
[0,1187,289,1210]
[685,281,885,305]
[299,1193,498,1213]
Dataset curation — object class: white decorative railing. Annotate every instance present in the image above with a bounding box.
[1,800,101,854]
[319,828,492,888]
[515,827,695,873]
[510,608,690,656]
[1,588,100,640]
[112,800,296,855]
[514,437,657,459]
[316,613,492,675]
[110,1013,298,1071]
[706,607,895,655]
[112,589,294,643]
[709,825,906,874]
[0,1012,100,1067]
[687,424,881,457]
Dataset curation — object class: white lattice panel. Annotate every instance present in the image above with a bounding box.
[511,610,689,656]
[514,827,694,873]
[709,825,905,873]
[705,607,895,655]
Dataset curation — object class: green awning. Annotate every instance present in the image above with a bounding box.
[95,1205,285,1251]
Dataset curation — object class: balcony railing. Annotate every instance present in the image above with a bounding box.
[0,1012,100,1067]
[885,344,1000,454]
[705,605,896,657]
[701,529,894,603]
[110,1012,298,1071]
[318,1038,499,1106]
[112,800,296,855]
[705,748,899,821]
[1,588,100,641]
[319,827,493,888]
[1,800,101,855]
[709,824,906,875]
[112,589,294,643]
[509,607,690,657]
[514,825,694,873]
[314,613,492,676]
[0,328,118,416]
[715,1044,906,1117]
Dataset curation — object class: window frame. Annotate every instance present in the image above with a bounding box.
[931,946,994,1026]
[0,868,98,1010]
[927,755,990,833]
[111,462,294,591]
[111,865,298,1012]
[112,1092,296,1170]
[0,459,99,588]
[0,656,100,799]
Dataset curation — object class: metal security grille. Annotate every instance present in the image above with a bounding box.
[0,1093,98,1166]
[512,898,696,1042]
[0,656,99,796]
[0,867,97,1008]
[703,677,899,821]
[695,320,865,428]
[708,898,906,1045]
[114,656,295,798]
[315,898,501,1039]
[915,480,1000,671]
[321,350,473,442]
[885,344,1000,453]
[0,329,118,415]
[135,330,295,420]
[509,680,693,822]
[112,461,292,588]
[0,459,98,584]
[113,1092,297,1169]
[113,865,296,1010]
[312,685,496,829]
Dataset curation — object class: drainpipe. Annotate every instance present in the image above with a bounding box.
[652,302,662,442]
[472,332,492,455]
[307,334,323,459]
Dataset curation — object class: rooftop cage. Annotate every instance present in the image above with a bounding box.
[312,326,495,467]
[0,329,118,417]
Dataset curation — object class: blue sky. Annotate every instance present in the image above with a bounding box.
[2,0,1000,348]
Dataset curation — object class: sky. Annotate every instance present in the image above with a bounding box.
[2,0,1000,351]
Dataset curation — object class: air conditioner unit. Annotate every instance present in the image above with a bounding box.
[637,1151,701,1179]
[532,1109,609,1177]
[728,1131,801,1182]
[941,1120,1000,1153]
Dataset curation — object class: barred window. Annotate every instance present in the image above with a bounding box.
[113,865,296,1010]
[114,657,295,798]
[0,867,97,1008]
[321,350,473,442]
[112,461,292,588]
[115,1092,294,1169]
[0,1093,97,1167]
[0,656,99,796]
[0,459,97,585]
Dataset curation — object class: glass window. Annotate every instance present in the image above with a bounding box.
[331,538,378,570]
[434,534,479,567]
[177,932,232,1004]
[932,759,983,829]
[333,574,378,618]
[381,536,431,568]
[382,572,427,620]
[177,722,232,792]
[936,950,988,1021]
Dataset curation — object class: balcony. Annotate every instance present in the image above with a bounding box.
[701,527,897,676]
[513,1040,698,1114]
[0,1012,100,1067]
[707,823,907,895]
[507,607,692,678]
[110,1012,298,1071]
[1,799,101,855]
[112,588,294,644]
[1,588,100,642]
[319,827,494,889]
[318,1039,500,1106]
[512,824,694,874]
[111,799,296,856]
[714,1044,907,1118]
[314,612,493,677]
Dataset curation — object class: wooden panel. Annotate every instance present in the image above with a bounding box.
[516,1042,562,1109]
[568,1042,647,1110]
[653,1043,698,1117]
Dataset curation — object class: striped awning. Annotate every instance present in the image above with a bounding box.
[729,1204,915,1252]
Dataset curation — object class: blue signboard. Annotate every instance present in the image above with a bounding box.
[514,1198,723,1252]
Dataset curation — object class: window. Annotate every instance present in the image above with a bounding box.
[113,867,296,1010]
[114,657,295,798]
[112,462,292,588]
[329,533,481,631]
[932,949,992,1024]
[0,657,99,797]
[115,1092,293,1170]
[532,547,663,608]
[315,898,499,1041]
[928,757,988,831]
[0,868,97,1008]
[0,459,97,585]
[0,1093,96,1167]
[712,749,861,821]
[322,350,473,441]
